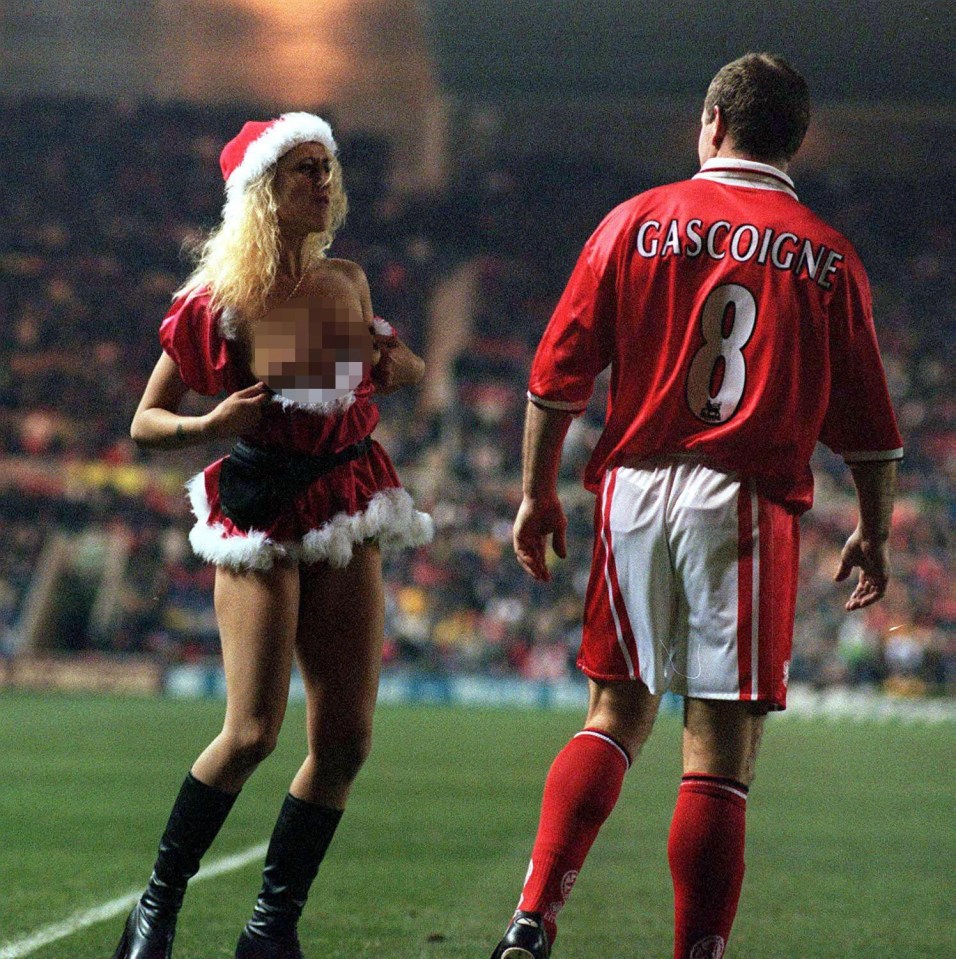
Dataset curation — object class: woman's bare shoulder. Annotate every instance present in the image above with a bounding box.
[297,258,371,320]
[320,257,369,288]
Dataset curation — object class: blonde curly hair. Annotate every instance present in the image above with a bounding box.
[177,155,348,323]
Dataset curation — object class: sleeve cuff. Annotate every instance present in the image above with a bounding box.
[842,448,904,463]
[527,391,588,413]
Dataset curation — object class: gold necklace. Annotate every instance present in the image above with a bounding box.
[248,264,311,381]
[282,263,310,304]
[250,262,309,342]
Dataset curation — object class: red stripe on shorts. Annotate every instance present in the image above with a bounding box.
[602,469,639,677]
[756,497,800,706]
[581,489,618,677]
[736,483,754,700]
[756,497,775,700]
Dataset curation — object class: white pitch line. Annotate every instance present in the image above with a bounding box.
[0,842,268,959]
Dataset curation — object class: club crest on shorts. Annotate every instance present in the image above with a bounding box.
[690,935,726,959]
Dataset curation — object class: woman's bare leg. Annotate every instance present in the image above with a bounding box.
[236,544,385,953]
[290,542,385,807]
[191,561,300,793]
[112,561,300,959]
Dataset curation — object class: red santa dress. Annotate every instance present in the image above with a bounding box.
[159,288,433,571]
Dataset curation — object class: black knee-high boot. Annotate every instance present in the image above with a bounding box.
[112,772,238,959]
[235,794,343,959]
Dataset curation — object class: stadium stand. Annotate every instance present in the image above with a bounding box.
[0,97,952,696]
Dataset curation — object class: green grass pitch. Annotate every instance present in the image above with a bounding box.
[0,692,952,958]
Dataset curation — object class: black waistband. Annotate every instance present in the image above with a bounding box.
[229,436,372,482]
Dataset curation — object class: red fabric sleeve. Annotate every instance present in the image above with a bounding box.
[158,290,230,396]
[819,254,903,461]
[528,212,621,412]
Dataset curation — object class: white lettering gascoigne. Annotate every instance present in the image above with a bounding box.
[635,217,845,290]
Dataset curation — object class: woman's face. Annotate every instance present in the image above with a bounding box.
[273,142,335,237]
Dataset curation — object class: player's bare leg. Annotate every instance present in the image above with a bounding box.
[236,543,385,958]
[491,679,661,958]
[584,677,663,758]
[681,698,766,785]
[669,698,768,959]
[112,563,300,959]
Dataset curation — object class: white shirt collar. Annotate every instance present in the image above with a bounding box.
[693,157,798,200]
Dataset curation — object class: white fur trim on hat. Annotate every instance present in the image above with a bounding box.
[226,112,337,196]
[185,471,433,571]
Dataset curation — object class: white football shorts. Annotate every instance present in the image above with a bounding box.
[580,460,798,710]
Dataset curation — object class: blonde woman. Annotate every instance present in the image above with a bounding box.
[112,113,432,959]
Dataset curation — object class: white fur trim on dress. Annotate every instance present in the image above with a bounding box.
[185,471,433,571]
[371,317,396,337]
[218,306,240,341]
[226,112,337,196]
[270,389,357,416]
[271,361,365,414]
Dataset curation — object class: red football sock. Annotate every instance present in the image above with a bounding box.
[516,728,631,945]
[668,773,749,959]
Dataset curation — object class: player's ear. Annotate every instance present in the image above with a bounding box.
[712,105,728,150]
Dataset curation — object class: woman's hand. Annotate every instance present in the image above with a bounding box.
[202,383,271,439]
[134,351,266,450]
[372,337,425,395]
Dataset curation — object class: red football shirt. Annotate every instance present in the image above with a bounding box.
[529,158,903,512]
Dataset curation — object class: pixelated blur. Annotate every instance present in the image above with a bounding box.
[253,294,374,402]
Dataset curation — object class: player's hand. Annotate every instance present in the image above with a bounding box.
[203,383,271,439]
[513,494,568,583]
[834,525,890,611]
[372,337,425,395]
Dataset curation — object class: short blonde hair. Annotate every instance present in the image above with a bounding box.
[177,155,348,323]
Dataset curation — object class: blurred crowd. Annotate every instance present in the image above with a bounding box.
[1,97,952,696]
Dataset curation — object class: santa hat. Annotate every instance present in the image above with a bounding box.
[219,112,337,196]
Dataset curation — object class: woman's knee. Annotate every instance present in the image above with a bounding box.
[221,722,281,770]
[311,725,373,783]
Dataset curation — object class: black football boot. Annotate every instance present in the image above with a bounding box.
[111,773,238,959]
[110,897,177,959]
[489,911,551,959]
[235,795,343,959]
[234,927,304,959]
